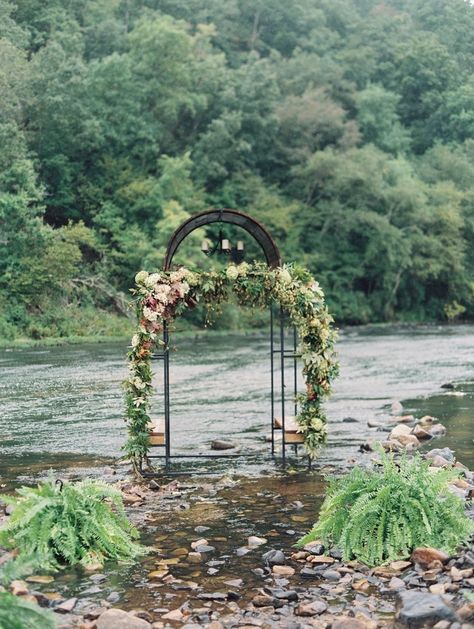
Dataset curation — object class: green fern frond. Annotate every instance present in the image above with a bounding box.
[297,451,474,566]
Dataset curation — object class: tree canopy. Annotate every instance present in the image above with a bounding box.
[1,0,474,338]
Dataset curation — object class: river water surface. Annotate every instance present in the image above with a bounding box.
[0,324,473,479]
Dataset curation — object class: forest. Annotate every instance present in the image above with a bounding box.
[1,0,474,340]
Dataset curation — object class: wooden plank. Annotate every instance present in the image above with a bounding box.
[274,416,299,432]
[284,431,305,444]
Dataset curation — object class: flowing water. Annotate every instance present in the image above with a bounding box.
[1,324,473,480]
[0,325,473,622]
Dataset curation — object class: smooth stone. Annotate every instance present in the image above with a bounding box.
[252,594,275,608]
[397,591,456,627]
[388,577,406,590]
[329,548,343,560]
[236,546,252,557]
[97,609,151,629]
[248,536,267,548]
[429,455,451,468]
[332,618,373,629]
[428,424,447,436]
[411,548,449,568]
[343,416,358,423]
[54,598,77,613]
[295,600,328,616]
[395,434,420,447]
[391,401,404,414]
[440,383,455,389]
[10,580,29,596]
[210,440,235,450]
[413,425,432,441]
[322,569,341,581]
[272,565,295,576]
[304,542,325,555]
[425,448,455,462]
[107,592,121,603]
[262,549,286,566]
[390,424,412,439]
[195,544,215,553]
[161,608,184,621]
[300,567,317,577]
[194,526,210,534]
[196,592,227,601]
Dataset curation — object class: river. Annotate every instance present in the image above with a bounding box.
[0,324,473,482]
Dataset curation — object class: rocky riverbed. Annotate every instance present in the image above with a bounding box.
[1,432,473,629]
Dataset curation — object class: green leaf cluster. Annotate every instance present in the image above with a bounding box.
[0,592,56,629]
[0,476,145,571]
[298,452,474,566]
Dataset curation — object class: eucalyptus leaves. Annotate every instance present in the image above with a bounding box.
[124,262,338,470]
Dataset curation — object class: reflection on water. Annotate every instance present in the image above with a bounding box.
[0,324,473,481]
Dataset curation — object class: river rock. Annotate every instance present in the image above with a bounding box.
[411,548,449,568]
[391,401,404,414]
[210,440,235,450]
[390,424,412,439]
[395,434,420,448]
[295,600,328,616]
[304,541,325,555]
[248,536,267,548]
[332,618,375,629]
[413,425,432,441]
[97,609,151,629]
[397,591,456,627]
[272,565,295,576]
[428,424,447,436]
[457,603,474,622]
[55,597,77,613]
[429,455,451,468]
[10,580,29,596]
[262,549,286,566]
[425,448,455,462]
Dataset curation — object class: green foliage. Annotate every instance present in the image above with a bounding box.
[298,452,474,567]
[2,0,474,338]
[0,592,56,629]
[0,477,145,571]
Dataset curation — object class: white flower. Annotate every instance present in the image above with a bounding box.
[226,265,239,280]
[278,267,292,284]
[238,262,250,277]
[145,272,162,288]
[131,334,140,348]
[135,270,149,285]
[143,306,158,321]
[130,376,146,390]
[133,397,146,407]
[310,280,324,297]
[154,283,172,304]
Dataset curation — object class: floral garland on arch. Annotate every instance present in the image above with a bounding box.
[123,262,339,471]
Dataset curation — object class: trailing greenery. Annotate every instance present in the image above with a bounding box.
[125,262,338,467]
[298,452,474,566]
[0,592,56,629]
[1,0,474,339]
[0,477,145,571]
[0,559,57,629]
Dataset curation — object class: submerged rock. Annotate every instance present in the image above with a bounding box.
[210,440,235,450]
[262,549,285,566]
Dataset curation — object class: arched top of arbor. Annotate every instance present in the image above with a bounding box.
[163,209,282,270]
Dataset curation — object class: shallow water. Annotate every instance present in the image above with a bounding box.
[0,324,473,482]
[0,325,473,623]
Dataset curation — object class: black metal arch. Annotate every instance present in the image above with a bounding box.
[163,208,282,270]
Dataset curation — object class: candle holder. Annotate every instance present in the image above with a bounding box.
[201,228,245,264]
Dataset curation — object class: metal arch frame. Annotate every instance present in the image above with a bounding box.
[141,209,306,474]
[163,208,282,271]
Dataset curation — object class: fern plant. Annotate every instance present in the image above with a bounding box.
[298,451,474,566]
[0,559,57,629]
[0,476,145,571]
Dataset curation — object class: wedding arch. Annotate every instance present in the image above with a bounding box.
[123,209,338,474]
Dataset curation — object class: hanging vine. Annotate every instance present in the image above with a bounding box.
[123,262,338,471]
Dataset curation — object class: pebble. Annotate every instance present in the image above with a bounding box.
[248,536,267,548]
[210,440,235,450]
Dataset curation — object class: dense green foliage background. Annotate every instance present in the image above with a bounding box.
[1,0,474,339]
